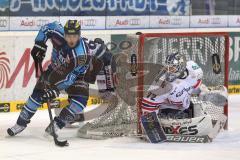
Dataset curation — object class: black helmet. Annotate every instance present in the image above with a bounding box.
[64,20,81,35]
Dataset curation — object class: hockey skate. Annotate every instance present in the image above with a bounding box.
[7,124,26,136]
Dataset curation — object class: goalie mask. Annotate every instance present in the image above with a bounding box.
[164,53,186,82]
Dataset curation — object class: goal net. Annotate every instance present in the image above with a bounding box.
[77,32,229,139]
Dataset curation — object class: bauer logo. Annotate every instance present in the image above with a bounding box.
[167,135,207,143]
[0,103,10,112]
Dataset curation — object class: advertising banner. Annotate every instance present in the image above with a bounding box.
[228,15,240,27]
[0,0,192,30]
[190,15,228,28]
[9,17,59,31]
[0,30,240,104]
[60,16,105,30]
[6,0,190,16]
[0,32,111,103]
[149,16,189,28]
[0,32,109,112]
[0,0,9,16]
[0,34,51,101]
[106,16,149,29]
[110,33,240,94]
[229,32,240,94]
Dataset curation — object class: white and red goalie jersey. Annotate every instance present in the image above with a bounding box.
[142,60,203,114]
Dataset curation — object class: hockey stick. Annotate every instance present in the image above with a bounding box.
[38,63,69,147]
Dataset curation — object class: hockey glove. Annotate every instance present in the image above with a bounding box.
[31,42,47,77]
[42,86,60,103]
[31,41,47,64]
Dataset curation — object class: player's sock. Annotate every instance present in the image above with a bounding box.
[7,105,36,136]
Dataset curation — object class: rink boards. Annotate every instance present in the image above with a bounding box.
[0,96,102,113]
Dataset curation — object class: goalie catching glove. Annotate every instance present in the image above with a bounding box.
[198,84,228,107]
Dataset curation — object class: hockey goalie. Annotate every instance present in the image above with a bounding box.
[141,53,228,143]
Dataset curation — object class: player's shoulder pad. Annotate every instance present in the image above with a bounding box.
[186,60,203,80]
[47,21,63,30]
[41,21,64,33]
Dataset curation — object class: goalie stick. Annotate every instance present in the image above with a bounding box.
[140,112,167,143]
[77,128,212,143]
[38,63,69,147]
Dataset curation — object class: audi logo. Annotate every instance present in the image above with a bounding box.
[171,18,182,25]
[211,18,221,24]
[79,19,97,27]
[0,19,8,28]
[36,19,49,27]
[129,18,141,26]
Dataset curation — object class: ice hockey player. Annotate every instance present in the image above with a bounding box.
[7,20,115,137]
[140,53,205,143]
[141,52,203,116]
[141,53,228,143]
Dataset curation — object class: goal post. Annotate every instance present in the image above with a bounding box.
[77,32,229,139]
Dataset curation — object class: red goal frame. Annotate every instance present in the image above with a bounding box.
[136,32,229,133]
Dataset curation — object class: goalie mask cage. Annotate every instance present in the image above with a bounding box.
[78,32,229,139]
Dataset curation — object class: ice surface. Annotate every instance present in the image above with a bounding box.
[1,95,240,160]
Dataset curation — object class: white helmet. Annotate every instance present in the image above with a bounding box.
[164,53,186,82]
